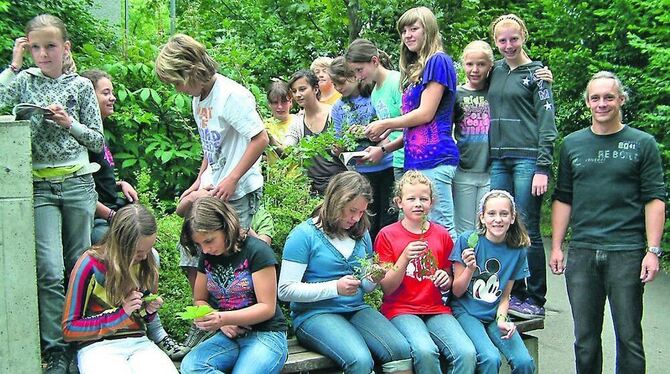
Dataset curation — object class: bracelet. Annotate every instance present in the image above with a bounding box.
[380,145,387,154]
[8,63,20,73]
[497,313,509,322]
[107,209,116,223]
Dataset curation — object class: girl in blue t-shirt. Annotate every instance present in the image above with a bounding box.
[450,190,535,373]
[279,171,413,374]
[328,56,396,240]
[364,6,459,242]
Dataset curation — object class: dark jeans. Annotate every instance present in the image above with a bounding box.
[490,158,546,306]
[565,248,645,374]
[362,168,398,241]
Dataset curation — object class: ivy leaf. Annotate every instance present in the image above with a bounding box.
[177,305,215,320]
[143,293,160,302]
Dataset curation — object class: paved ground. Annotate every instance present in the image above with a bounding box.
[532,242,669,373]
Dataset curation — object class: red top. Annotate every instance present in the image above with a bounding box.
[374,221,454,319]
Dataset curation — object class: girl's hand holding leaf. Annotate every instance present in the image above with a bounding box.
[145,296,163,314]
[336,275,361,296]
[467,232,479,249]
[122,290,143,316]
[462,248,477,270]
[367,264,388,283]
[195,311,226,332]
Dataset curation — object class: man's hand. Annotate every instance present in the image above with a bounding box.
[640,252,660,283]
[549,247,565,275]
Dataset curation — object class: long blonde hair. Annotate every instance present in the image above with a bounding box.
[89,204,158,306]
[315,171,372,240]
[396,7,443,86]
[26,14,76,74]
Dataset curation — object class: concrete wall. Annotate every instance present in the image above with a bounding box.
[0,120,40,373]
[90,0,123,26]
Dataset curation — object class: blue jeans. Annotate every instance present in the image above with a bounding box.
[34,174,97,353]
[452,169,490,236]
[454,311,534,374]
[391,314,476,374]
[421,164,458,242]
[565,248,645,374]
[180,330,288,374]
[490,158,546,306]
[296,308,413,373]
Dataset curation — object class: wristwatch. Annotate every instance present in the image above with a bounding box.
[647,246,664,257]
[380,145,387,154]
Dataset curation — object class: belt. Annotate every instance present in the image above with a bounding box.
[33,162,101,183]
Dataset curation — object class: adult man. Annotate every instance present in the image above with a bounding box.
[550,71,666,373]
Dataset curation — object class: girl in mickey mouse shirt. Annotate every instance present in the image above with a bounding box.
[450,190,535,374]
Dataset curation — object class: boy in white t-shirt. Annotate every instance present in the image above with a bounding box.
[155,34,269,291]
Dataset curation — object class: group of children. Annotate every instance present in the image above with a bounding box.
[0,5,559,374]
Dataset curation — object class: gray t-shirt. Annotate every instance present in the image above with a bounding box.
[454,86,491,173]
[553,125,665,250]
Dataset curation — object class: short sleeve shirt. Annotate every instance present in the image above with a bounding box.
[401,52,459,170]
[371,70,404,168]
[449,231,529,322]
[194,74,264,200]
[454,86,490,173]
[198,236,287,332]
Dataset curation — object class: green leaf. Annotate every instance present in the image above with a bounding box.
[139,88,150,102]
[143,293,160,302]
[177,305,215,320]
[122,159,138,168]
[467,232,479,249]
[150,89,162,105]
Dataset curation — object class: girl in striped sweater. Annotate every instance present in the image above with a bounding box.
[62,204,177,373]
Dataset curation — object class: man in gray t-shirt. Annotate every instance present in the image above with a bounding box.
[550,71,666,374]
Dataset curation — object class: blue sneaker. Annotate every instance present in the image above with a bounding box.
[508,297,545,319]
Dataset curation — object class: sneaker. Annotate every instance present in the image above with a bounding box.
[184,324,217,348]
[44,350,70,374]
[508,298,546,319]
[157,335,190,360]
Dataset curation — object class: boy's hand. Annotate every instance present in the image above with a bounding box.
[119,181,139,203]
[212,176,238,201]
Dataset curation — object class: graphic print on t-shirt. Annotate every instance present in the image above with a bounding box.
[204,258,256,310]
[197,106,224,167]
[468,258,502,304]
[459,95,489,144]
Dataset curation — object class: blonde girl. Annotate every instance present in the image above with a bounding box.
[452,41,495,235]
[487,14,558,318]
[179,197,288,373]
[311,56,342,105]
[450,190,535,373]
[279,171,413,374]
[364,7,459,242]
[328,56,396,240]
[375,170,476,373]
[345,38,406,182]
[62,204,177,373]
[0,14,103,372]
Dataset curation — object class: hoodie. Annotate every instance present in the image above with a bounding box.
[487,60,557,174]
[0,67,104,170]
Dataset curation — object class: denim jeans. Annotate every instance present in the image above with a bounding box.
[391,314,476,374]
[421,164,458,242]
[34,174,97,353]
[180,330,288,374]
[452,169,490,236]
[565,248,646,374]
[363,168,398,241]
[454,311,534,374]
[77,336,178,374]
[296,308,413,373]
[490,158,546,306]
